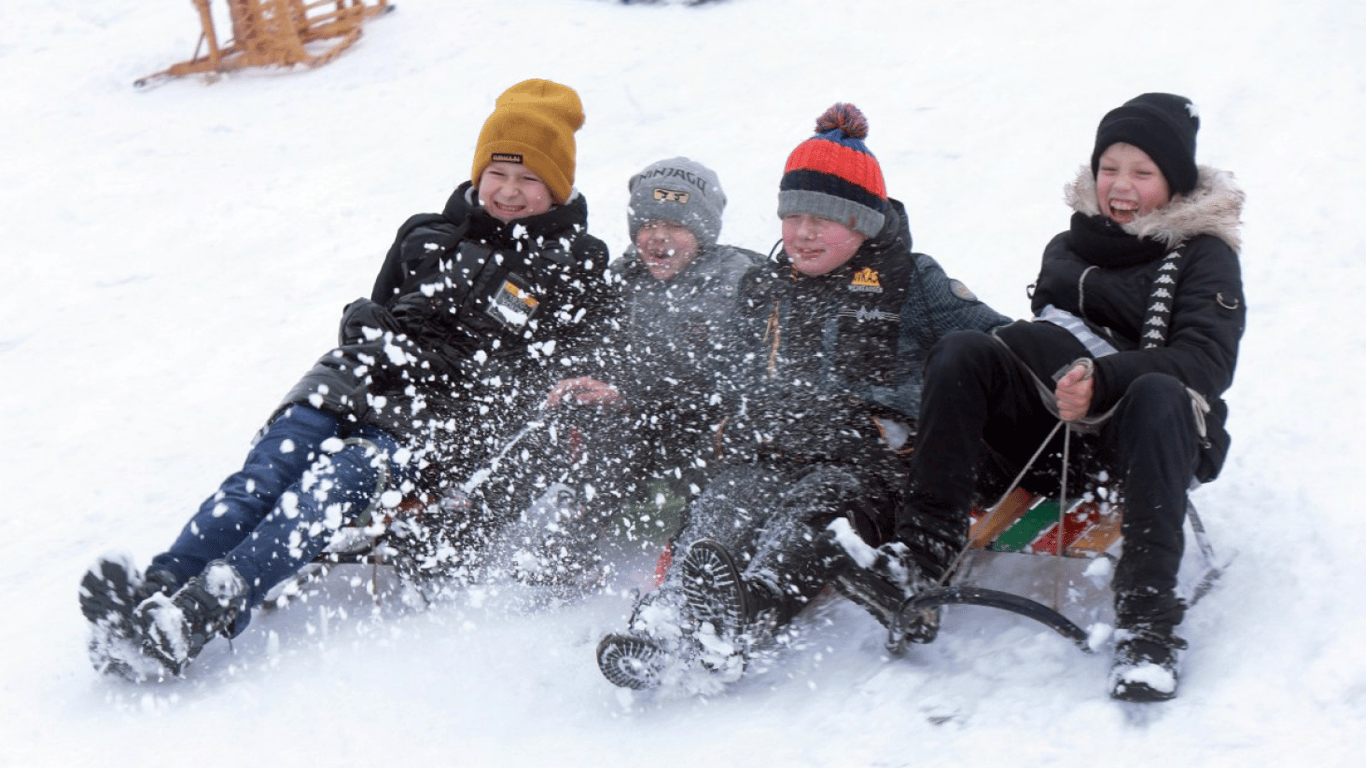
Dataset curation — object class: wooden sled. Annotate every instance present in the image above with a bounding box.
[135,0,395,88]
[885,486,1227,656]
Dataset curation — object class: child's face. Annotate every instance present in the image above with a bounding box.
[478,161,554,223]
[634,220,701,281]
[781,214,866,276]
[1095,143,1172,225]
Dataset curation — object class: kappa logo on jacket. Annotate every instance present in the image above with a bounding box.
[849,267,883,293]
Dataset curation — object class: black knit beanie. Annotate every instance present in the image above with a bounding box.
[1090,93,1200,196]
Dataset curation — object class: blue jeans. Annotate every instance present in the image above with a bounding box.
[149,405,412,625]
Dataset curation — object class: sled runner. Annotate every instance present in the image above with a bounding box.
[883,486,1227,657]
[135,0,395,88]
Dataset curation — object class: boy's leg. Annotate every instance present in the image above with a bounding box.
[148,405,343,587]
[896,331,1057,580]
[136,423,412,676]
[598,465,777,686]
[824,332,1060,640]
[1106,373,1199,615]
[745,463,873,619]
[220,423,410,614]
[664,464,776,580]
[1103,373,1199,701]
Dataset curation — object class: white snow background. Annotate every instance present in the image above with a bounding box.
[2,0,1364,765]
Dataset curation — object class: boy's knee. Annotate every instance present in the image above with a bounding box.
[926,330,1001,375]
[1122,373,1191,422]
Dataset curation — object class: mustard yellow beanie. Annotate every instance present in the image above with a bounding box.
[471,79,585,204]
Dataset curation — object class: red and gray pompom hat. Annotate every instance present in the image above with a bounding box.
[778,103,888,238]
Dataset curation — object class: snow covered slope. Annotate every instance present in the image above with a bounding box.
[1,1,1363,765]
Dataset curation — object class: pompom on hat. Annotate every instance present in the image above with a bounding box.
[472,79,585,204]
[627,157,727,249]
[778,103,888,238]
[1091,92,1201,196]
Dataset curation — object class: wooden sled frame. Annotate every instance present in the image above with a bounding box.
[884,487,1227,656]
[136,0,395,88]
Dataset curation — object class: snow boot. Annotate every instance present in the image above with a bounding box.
[597,633,666,690]
[138,560,247,677]
[680,540,747,640]
[817,521,939,647]
[1109,621,1187,702]
[679,540,758,679]
[79,554,178,681]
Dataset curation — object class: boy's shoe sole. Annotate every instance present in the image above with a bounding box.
[679,540,747,639]
[597,633,665,690]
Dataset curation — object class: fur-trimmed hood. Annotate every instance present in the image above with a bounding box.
[1064,164,1246,254]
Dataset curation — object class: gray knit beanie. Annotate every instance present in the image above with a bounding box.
[627,157,726,248]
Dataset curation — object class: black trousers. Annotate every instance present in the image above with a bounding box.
[897,331,1199,624]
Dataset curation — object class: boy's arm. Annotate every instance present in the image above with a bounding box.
[1089,238,1244,414]
[368,213,454,304]
[913,251,1013,335]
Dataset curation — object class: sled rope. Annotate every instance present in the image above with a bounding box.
[1055,424,1075,610]
[940,419,1063,584]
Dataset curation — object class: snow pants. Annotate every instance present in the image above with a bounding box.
[148,404,414,625]
[664,456,905,623]
[897,331,1199,625]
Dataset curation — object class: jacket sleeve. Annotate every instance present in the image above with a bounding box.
[542,235,624,382]
[879,253,1012,417]
[912,252,1014,337]
[279,299,404,424]
[1090,235,1245,414]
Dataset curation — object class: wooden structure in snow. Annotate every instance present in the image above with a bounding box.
[136,0,394,87]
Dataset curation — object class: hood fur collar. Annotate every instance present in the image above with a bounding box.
[1064,164,1246,254]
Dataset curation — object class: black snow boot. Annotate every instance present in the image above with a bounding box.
[138,560,247,677]
[680,540,747,640]
[817,521,938,649]
[1110,620,1188,702]
[679,540,749,679]
[681,539,795,647]
[79,554,178,681]
[596,633,666,690]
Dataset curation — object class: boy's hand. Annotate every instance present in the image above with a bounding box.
[1055,362,1094,422]
[546,376,622,408]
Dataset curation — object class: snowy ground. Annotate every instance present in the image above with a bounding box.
[2,0,1364,765]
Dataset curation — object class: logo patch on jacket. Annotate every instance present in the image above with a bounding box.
[849,267,883,293]
[949,279,978,301]
[487,277,540,328]
[840,305,899,323]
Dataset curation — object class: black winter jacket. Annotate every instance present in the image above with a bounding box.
[994,166,1246,481]
[282,183,616,459]
[720,199,1009,465]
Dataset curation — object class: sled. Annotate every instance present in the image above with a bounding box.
[135,0,395,88]
[883,486,1227,656]
[265,419,613,609]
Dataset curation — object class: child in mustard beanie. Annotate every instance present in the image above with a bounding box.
[79,80,616,682]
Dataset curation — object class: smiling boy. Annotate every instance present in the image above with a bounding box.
[828,93,1246,702]
[79,79,617,681]
[596,106,1008,690]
